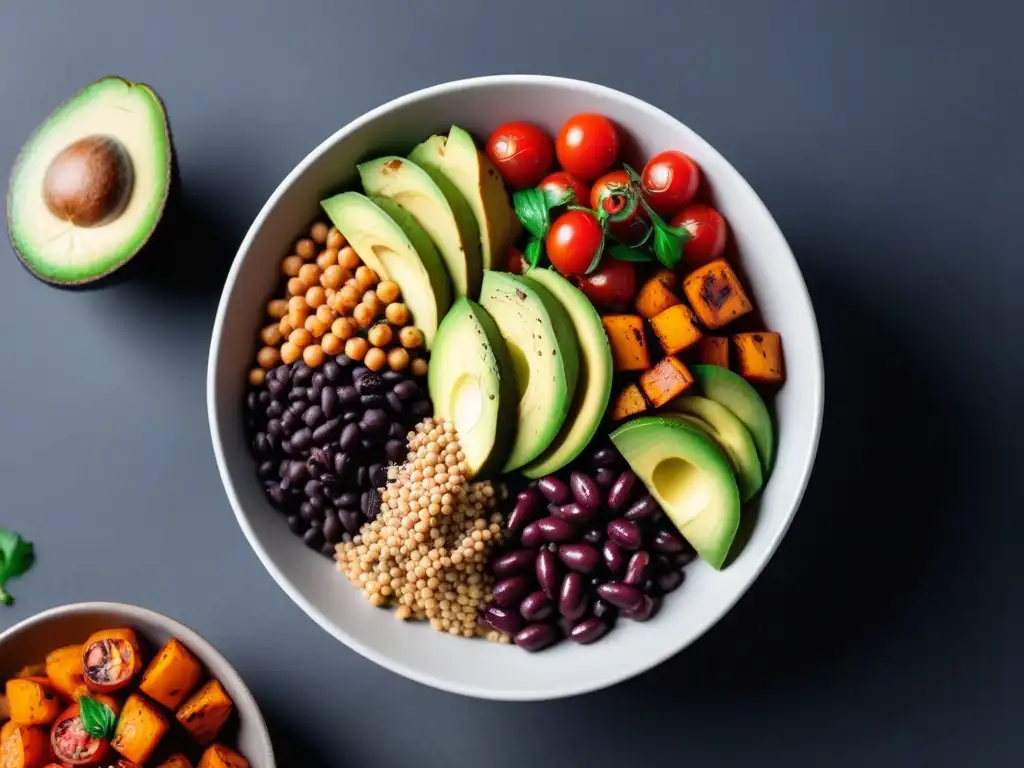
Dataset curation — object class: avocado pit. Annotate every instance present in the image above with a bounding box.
[42,134,134,227]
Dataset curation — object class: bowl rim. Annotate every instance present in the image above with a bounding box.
[207,73,825,701]
[0,601,276,764]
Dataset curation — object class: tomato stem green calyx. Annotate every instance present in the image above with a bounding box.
[622,164,693,268]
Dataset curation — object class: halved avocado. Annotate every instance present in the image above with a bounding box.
[7,76,172,285]
[521,268,613,478]
[320,191,451,348]
[692,364,775,472]
[358,156,482,299]
[611,416,741,570]
[428,297,517,478]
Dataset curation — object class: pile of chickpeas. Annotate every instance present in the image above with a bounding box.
[248,220,428,387]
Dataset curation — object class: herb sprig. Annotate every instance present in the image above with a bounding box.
[0,528,34,606]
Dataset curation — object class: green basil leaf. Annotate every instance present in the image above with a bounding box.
[583,239,607,276]
[542,187,573,210]
[513,189,550,240]
[524,239,543,269]
[653,225,684,269]
[607,243,654,263]
[0,528,34,606]
[79,695,117,740]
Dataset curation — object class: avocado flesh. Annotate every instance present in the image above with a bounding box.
[320,192,451,348]
[692,364,775,472]
[7,76,171,285]
[611,416,740,570]
[358,156,482,299]
[521,268,613,478]
[428,297,517,479]
[409,126,520,270]
[665,395,764,502]
[479,270,580,472]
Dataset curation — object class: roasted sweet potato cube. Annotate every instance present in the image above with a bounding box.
[44,645,87,701]
[697,336,729,367]
[652,268,678,290]
[112,693,170,765]
[0,724,49,768]
[176,680,234,746]
[157,755,194,768]
[198,744,250,768]
[649,304,703,354]
[639,356,695,407]
[634,276,681,319]
[5,678,62,726]
[139,638,204,711]
[734,332,785,383]
[682,259,753,329]
[610,383,648,421]
[600,315,651,371]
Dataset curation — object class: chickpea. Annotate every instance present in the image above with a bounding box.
[355,265,379,290]
[286,277,306,296]
[367,322,393,347]
[296,238,317,260]
[280,341,301,364]
[339,284,362,311]
[327,227,345,250]
[364,347,387,372]
[288,308,309,331]
[289,328,313,349]
[257,345,281,368]
[339,246,361,270]
[399,326,424,349]
[248,368,266,386]
[316,248,338,270]
[305,285,327,308]
[388,347,410,371]
[278,316,294,336]
[376,280,400,303]
[328,292,348,314]
[385,302,410,326]
[305,315,329,338]
[321,333,342,355]
[361,291,382,316]
[298,263,321,288]
[303,344,325,367]
[345,336,369,361]
[260,323,283,346]
[410,357,428,377]
[281,254,303,277]
[266,298,288,319]
[315,304,335,324]
[320,264,344,290]
[353,303,375,328]
[331,317,355,341]
[310,221,330,244]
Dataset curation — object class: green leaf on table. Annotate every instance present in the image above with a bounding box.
[79,695,118,739]
[0,528,34,606]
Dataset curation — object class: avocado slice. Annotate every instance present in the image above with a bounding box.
[320,192,451,348]
[611,416,741,570]
[479,270,580,472]
[428,297,517,478]
[409,126,520,270]
[521,268,613,478]
[665,396,764,502]
[358,156,482,299]
[692,364,775,472]
[7,76,172,285]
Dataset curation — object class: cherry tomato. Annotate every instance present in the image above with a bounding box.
[485,122,555,189]
[556,114,620,181]
[590,170,650,246]
[546,210,605,278]
[505,245,527,275]
[641,150,701,216]
[576,257,638,310]
[82,628,141,694]
[537,171,590,207]
[671,204,728,268]
[51,703,113,766]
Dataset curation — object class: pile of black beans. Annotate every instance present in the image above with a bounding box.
[245,354,432,556]
[481,442,696,652]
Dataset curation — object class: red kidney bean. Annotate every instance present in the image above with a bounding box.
[602,540,625,574]
[621,594,660,622]
[521,521,544,548]
[582,528,604,545]
[652,528,686,554]
[553,502,596,525]
[656,569,685,594]
[570,471,600,510]
[507,488,542,534]
[514,623,560,652]
[558,543,600,574]
[484,605,524,635]
[492,575,532,607]
[607,470,638,511]
[538,476,571,504]
[624,551,650,586]
[597,582,644,611]
[492,548,536,578]
[536,549,560,599]
[674,549,697,567]
[537,516,574,543]
[594,467,616,488]
[607,519,642,550]
[592,599,614,619]
[590,446,619,468]
[520,591,553,621]
[570,618,610,644]
[559,572,588,620]
[624,494,659,521]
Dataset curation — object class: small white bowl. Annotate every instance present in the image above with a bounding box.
[0,602,275,766]
[208,75,824,701]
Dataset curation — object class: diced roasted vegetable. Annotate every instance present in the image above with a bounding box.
[734,332,785,383]
[696,336,729,367]
[175,680,233,747]
[610,383,649,421]
[639,356,695,407]
[44,645,87,701]
[634,275,681,319]
[111,694,169,765]
[600,315,650,371]
[4,679,62,727]
[157,754,194,768]
[0,724,48,768]
[12,667,44,681]
[139,639,204,711]
[649,304,703,354]
[682,259,753,329]
[197,744,250,768]
[652,268,678,289]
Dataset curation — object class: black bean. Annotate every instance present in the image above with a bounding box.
[622,595,659,622]
[492,549,536,579]
[570,618,609,644]
[559,572,588,620]
[484,605,524,635]
[624,551,650,586]
[607,519,642,550]
[607,470,637,511]
[357,373,383,394]
[492,576,532,608]
[281,410,301,432]
[257,461,276,481]
[369,463,387,488]
[287,514,305,534]
[537,476,571,504]
[278,459,291,477]
[257,390,271,406]
[266,483,287,507]
[602,540,625,574]
[319,541,336,557]
[553,502,596,525]
[625,495,659,521]
[279,476,293,492]
[514,623,559,652]
[302,525,324,550]
[595,467,616,489]
[356,465,369,489]
[312,417,341,443]
[351,366,370,383]
[307,496,324,512]
[303,479,323,498]
[285,388,305,404]
[520,591,553,621]
[265,401,284,419]
[388,422,405,439]
[289,427,311,451]
[341,410,359,424]
[338,509,362,535]
[266,419,283,440]
[536,516,574,543]
[652,529,686,554]
[338,385,359,405]
[360,394,385,408]
[409,400,432,420]
[335,354,354,368]
[385,439,406,463]
[285,461,308,485]
[332,491,357,510]
[656,570,684,594]
[559,543,601,574]
[280,439,295,457]
[385,391,403,413]
[246,392,258,411]
[360,408,389,435]
[570,471,601,510]
[597,582,644,611]
[322,360,342,383]
[381,369,404,384]
[590,446,619,468]
[333,452,348,476]
[320,386,339,418]
[311,371,325,390]
[253,433,271,456]
[392,380,418,400]
[340,423,361,451]
[266,377,286,397]
[582,528,603,545]
[292,364,312,385]
[323,516,343,544]
[536,549,560,599]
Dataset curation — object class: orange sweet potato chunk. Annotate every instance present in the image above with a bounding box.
[682,259,753,329]
[111,693,170,765]
[176,680,233,747]
[157,755,194,768]
[639,356,695,407]
[600,315,651,371]
[734,332,785,383]
[610,383,648,421]
[139,638,204,711]
[634,276,681,319]
[649,304,703,355]
[696,336,729,367]
[197,744,249,768]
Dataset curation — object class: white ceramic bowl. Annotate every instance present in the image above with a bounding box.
[0,602,275,766]
[208,75,824,701]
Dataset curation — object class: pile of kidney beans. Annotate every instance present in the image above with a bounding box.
[245,354,432,556]
[481,443,696,652]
